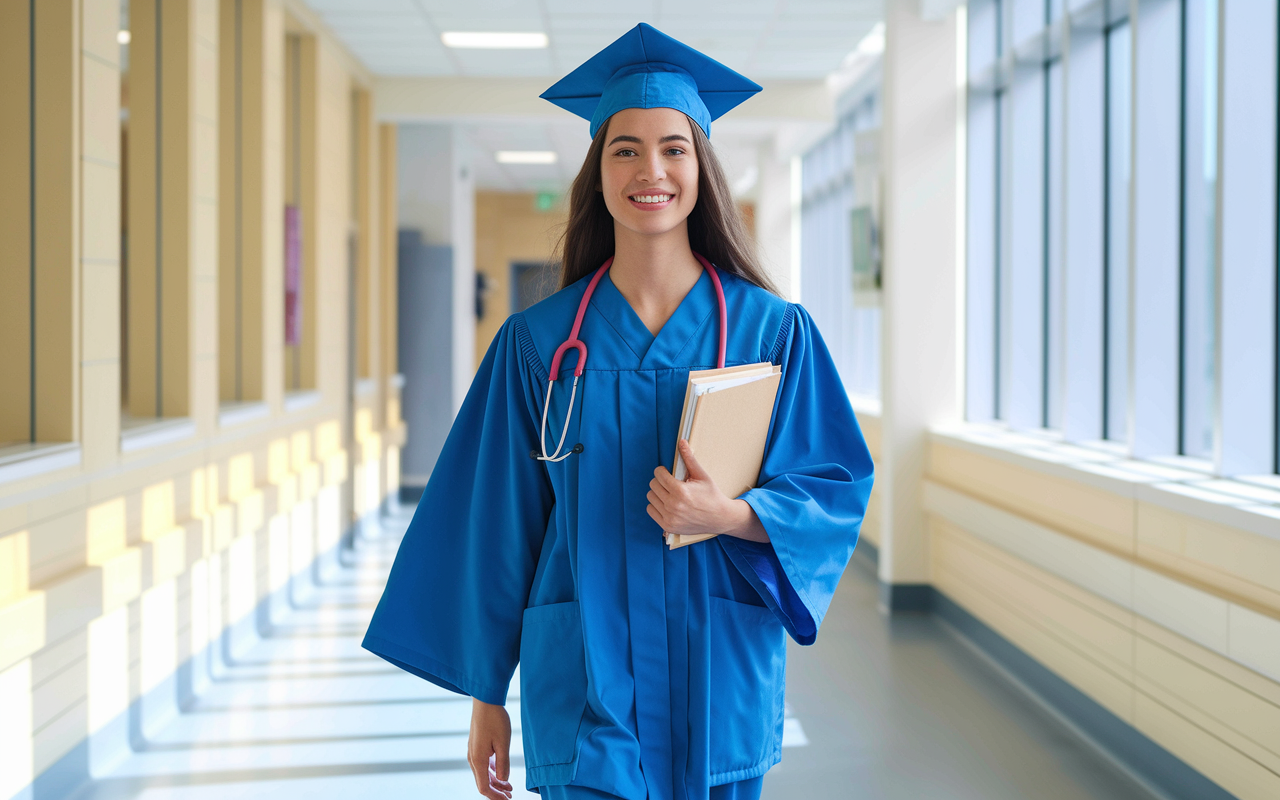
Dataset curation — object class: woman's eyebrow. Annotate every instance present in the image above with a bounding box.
[606,134,692,146]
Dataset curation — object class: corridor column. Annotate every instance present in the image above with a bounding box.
[877,0,963,609]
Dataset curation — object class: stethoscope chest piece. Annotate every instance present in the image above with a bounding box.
[530,443,584,461]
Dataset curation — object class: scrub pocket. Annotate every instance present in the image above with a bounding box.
[707,596,786,777]
[519,600,589,769]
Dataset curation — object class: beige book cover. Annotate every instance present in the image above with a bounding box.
[665,362,781,550]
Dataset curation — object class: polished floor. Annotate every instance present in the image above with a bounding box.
[65,506,1156,800]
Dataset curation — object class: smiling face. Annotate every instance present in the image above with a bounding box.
[598,106,701,241]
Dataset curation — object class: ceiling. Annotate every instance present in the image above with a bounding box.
[303,0,882,80]
[302,0,883,192]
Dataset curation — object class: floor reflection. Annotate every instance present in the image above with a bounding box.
[71,507,538,800]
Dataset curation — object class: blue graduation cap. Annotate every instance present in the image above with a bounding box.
[540,23,762,139]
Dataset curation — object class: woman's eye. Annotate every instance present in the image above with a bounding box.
[666,148,685,156]
[615,148,637,157]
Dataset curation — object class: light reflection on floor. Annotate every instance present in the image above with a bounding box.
[63,505,1148,800]
[72,507,539,800]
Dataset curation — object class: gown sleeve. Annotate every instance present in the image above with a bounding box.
[362,313,553,706]
[718,303,874,646]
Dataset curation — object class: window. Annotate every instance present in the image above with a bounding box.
[1104,19,1130,443]
[1179,0,1217,459]
[123,0,195,426]
[0,1,77,452]
[966,0,1280,476]
[282,28,317,397]
[799,91,881,401]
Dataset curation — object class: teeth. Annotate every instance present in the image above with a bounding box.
[632,194,672,204]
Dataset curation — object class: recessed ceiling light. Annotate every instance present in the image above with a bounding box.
[496,151,558,165]
[117,30,131,45]
[442,32,548,49]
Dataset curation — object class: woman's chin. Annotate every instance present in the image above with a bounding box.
[615,213,691,240]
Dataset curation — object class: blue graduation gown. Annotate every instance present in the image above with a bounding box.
[362,267,874,799]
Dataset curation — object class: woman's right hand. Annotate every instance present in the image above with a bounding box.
[468,697,514,799]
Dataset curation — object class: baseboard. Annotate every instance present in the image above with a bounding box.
[878,581,933,612]
[931,588,1236,800]
[12,500,395,800]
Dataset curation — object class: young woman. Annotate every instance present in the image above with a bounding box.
[363,24,873,800]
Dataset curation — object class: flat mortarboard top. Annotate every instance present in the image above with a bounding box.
[540,23,762,140]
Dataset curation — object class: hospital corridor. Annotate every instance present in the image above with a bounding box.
[2,1,1278,799]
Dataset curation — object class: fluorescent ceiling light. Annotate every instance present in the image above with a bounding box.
[496,151,558,165]
[442,31,548,49]
[117,30,131,45]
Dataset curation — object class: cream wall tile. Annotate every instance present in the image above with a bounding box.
[935,518,1136,627]
[27,511,87,589]
[1137,637,1280,759]
[100,549,141,612]
[195,40,219,124]
[1134,566,1230,654]
[937,527,1134,674]
[32,696,86,774]
[0,531,30,603]
[81,362,122,473]
[194,119,219,205]
[924,481,1133,609]
[0,505,29,540]
[1136,502,1186,554]
[31,655,86,732]
[24,486,91,534]
[1184,522,1280,597]
[43,569,104,644]
[936,564,1135,722]
[1139,538,1280,619]
[81,0,121,65]
[30,629,87,688]
[81,263,120,363]
[1135,693,1280,800]
[0,593,46,672]
[930,443,1136,554]
[1136,618,1280,707]
[81,57,121,165]
[1229,605,1280,685]
[80,161,120,263]
[192,275,218,355]
[0,659,34,800]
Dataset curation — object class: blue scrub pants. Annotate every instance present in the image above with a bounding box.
[538,777,765,800]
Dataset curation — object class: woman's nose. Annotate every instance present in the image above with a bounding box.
[637,152,666,182]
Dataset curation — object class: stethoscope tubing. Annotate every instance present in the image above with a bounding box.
[532,254,727,461]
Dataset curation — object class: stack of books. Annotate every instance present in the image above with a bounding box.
[665,362,781,549]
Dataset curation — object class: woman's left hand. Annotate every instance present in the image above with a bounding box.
[646,440,769,543]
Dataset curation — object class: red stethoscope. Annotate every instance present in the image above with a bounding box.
[532,253,728,462]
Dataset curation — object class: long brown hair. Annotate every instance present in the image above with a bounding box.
[556,114,781,296]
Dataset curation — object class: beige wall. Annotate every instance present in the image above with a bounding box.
[473,191,569,369]
[0,1,403,795]
[925,435,1280,800]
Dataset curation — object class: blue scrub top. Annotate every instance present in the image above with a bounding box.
[363,266,874,799]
